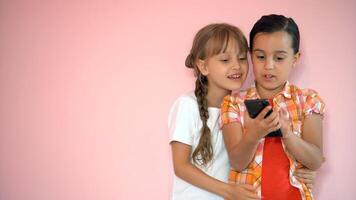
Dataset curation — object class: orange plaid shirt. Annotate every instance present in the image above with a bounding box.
[221,82,325,200]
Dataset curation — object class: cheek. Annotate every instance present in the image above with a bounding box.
[251,59,263,68]
[277,66,292,78]
[251,57,258,65]
[282,59,295,67]
[242,62,249,72]
[280,62,294,72]
[210,68,225,79]
[252,64,261,74]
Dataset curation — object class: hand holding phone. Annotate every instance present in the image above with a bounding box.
[244,99,283,137]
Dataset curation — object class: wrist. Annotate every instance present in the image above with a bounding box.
[243,132,260,145]
[220,183,233,199]
[281,123,293,139]
[245,128,262,142]
[282,129,293,139]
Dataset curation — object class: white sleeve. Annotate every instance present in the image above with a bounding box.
[168,96,198,146]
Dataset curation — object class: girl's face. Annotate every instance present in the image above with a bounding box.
[198,40,249,94]
[251,31,300,96]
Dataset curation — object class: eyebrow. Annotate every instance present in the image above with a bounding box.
[218,51,245,56]
[253,49,288,54]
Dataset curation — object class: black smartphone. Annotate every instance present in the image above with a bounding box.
[244,99,282,137]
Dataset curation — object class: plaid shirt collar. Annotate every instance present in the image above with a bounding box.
[246,81,292,99]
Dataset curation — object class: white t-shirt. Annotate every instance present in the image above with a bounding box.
[168,92,230,200]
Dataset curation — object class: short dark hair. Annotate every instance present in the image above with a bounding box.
[250,14,300,53]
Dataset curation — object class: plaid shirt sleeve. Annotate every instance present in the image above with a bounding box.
[220,95,243,127]
[303,89,326,118]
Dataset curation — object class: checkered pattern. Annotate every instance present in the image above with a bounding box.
[221,82,325,200]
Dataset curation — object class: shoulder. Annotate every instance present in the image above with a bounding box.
[169,92,199,117]
[289,84,323,99]
[223,90,246,105]
[289,85,325,115]
[172,92,198,109]
[168,92,200,145]
[221,91,247,116]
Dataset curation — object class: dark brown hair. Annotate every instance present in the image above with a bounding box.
[185,23,248,165]
[250,14,300,53]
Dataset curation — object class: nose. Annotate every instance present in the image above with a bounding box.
[264,58,274,70]
[231,58,241,70]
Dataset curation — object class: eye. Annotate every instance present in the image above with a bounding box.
[276,57,285,61]
[219,56,230,62]
[256,55,265,60]
[239,56,247,61]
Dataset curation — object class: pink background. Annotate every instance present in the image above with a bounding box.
[1,0,355,199]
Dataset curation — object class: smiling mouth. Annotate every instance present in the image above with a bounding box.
[227,73,242,80]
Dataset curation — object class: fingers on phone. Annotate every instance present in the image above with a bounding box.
[265,110,278,124]
[264,108,279,126]
[269,117,281,132]
[257,106,272,120]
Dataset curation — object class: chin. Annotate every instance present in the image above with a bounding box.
[256,80,275,88]
[229,84,243,91]
[263,82,285,91]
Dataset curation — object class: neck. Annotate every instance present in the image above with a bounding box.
[255,82,286,99]
[206,87,230,108]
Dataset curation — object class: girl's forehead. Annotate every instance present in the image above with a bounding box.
[206,37,246,56]
[222,41,245,54]
[252,31,293,51]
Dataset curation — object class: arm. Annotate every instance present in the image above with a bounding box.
[171,141,260,200]
[280,112,324,170]
[222,122,260,171]
[222,106,280,171]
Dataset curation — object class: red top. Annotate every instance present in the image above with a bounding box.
[261,100,301,200]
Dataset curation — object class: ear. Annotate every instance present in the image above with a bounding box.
[292,52,301,68]
[196,59,209,76]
